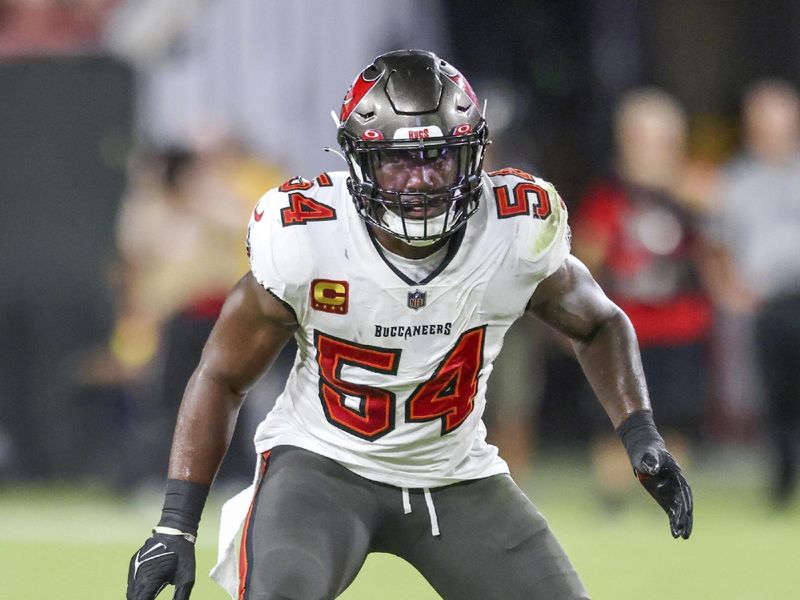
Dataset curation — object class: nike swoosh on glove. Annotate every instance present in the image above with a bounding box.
[127,533,195,600]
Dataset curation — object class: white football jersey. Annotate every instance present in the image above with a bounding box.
[246,168,570,488]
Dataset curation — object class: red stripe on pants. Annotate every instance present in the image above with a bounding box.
[238,450,272,600]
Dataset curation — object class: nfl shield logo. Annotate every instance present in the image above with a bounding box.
[407,289,426,310]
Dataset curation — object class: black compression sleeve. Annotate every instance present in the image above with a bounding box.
[157,478,210,536]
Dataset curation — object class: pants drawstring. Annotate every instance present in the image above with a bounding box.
[402,487,412,514]
[423,488,440,536]
[400,487,440,537]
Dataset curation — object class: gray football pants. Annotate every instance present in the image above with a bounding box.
[240,445,589,600]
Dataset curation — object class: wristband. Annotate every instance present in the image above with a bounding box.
[616,409,665,467]
[157,478,210,537]
[152,526,197,544]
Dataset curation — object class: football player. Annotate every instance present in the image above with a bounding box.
[127,50,692,600]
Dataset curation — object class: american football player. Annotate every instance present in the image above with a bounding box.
[127,49,692,600]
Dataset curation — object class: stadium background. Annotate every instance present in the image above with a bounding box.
[0,1,798,598]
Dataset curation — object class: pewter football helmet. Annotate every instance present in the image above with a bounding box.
[337,50,488,245]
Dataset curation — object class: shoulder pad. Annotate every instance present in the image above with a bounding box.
[485,172,570,277]
[525,178,569,257]
[246,187,317,315]
[486,167,540,184]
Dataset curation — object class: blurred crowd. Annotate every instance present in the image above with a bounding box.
[70,137,291,488]
[0,1,798,512]
[0,0,118,55]
[485,80,800,510]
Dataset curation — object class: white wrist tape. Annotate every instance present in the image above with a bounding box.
[152,526,197,544]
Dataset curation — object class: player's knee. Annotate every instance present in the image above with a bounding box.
[248,547,335,600]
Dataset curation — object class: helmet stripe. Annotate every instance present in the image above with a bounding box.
[340,73,382,123]
[446,72,479,108]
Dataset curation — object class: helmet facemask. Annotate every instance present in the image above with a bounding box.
[337,50,489,246]
[343,128,487,245]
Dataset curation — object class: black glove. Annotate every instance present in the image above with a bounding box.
[127,479,210,600]
[127,531,195,600]
[617,410,694,539]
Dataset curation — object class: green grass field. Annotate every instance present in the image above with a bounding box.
[2,450,797,599]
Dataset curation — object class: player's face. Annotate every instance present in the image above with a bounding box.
[372,148,458,218]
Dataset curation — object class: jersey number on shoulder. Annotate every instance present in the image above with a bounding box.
[279,173,336,226]
[489,168,551,220]
[314,326,486,441]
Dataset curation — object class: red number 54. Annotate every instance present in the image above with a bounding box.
[314,326,486,441]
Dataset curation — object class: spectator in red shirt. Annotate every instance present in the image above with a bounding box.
[573,88,713,508]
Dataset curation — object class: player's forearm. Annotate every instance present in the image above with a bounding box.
[167,366,246,486]
[571,308,650,428]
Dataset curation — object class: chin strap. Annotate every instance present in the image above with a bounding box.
[405,238,442,248]
[379,208,448,245]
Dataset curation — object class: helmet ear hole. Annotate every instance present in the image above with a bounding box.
[363,64,382,81]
